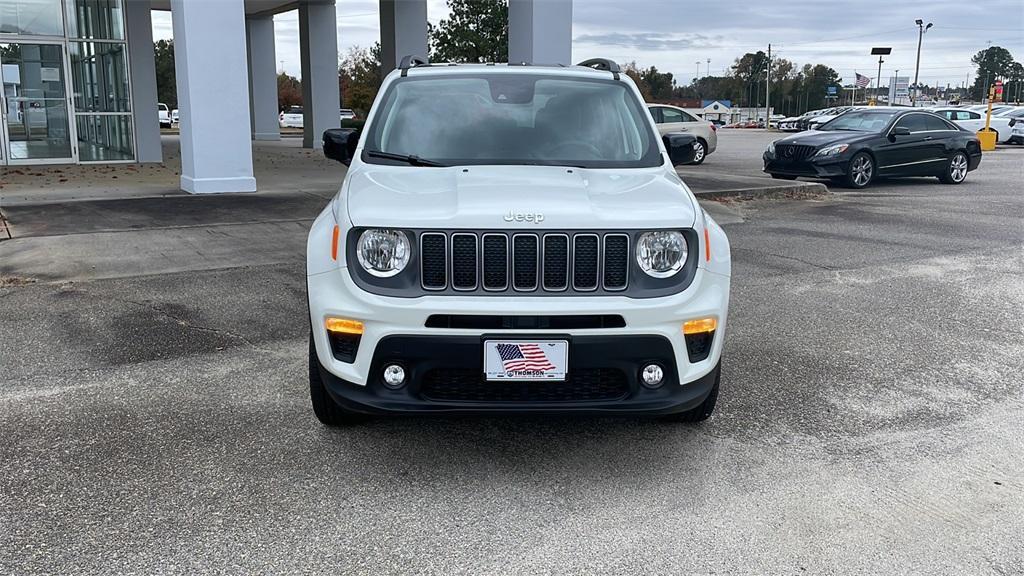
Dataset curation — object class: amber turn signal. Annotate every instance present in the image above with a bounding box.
[325,317,364,335]
[331,225,340,260]
[683,317,717,335]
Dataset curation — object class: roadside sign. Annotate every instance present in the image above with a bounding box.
[827,86,837,96]
[994,80,1003,102]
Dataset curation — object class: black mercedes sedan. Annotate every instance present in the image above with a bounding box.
[763,108,983,189]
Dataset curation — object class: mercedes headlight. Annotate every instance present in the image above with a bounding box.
[813,143,849,158]
[356,229,410,277]
[636,231,687,278]
[766,140,777,155]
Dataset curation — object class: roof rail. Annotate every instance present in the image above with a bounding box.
[398,55,429,77]
[577,58,621,80]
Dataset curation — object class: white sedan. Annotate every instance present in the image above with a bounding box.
[280,106,303,128]
[931,107,1013,143]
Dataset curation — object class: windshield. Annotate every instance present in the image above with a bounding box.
[362,73,661,168]
[820,110,898,132]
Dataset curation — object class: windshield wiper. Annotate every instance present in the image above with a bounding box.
[365,150,447,167]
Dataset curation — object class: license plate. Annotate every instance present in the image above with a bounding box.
[484,340,568,381]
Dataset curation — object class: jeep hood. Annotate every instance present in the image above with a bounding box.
[342,164,697,229]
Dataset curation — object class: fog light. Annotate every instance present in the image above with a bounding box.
[382,364,406,389]
[641,364,664,388]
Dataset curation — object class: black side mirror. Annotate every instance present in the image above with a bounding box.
[323,128,359,165]
[890,126,911,139]
[662,132,698,166]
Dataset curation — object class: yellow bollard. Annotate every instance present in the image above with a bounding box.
[977,129,997,151]
[978,85,999,151]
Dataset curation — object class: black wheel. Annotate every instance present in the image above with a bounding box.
[939,151,969,184]
[662,362,721,423]
[843,152,875,189]
[689,139,708,165]
[770,173,798,180]
[309,333,365,426]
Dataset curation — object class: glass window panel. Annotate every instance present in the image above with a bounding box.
[6,100,72,160]
[70,42,130,112]
[0,43,66,99]
[76,113,134,161]
[67,0,125,40]
[0,0,64,36]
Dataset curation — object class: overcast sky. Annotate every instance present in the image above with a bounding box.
[151,0,1024,88]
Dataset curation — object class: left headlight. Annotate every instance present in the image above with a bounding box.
[813,143,849,158]
[636,231,687,278]
[356,229,410,277]
[766,140,777,155]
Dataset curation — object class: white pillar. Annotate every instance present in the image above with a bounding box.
[299,1,340,149]
[379,0,428,72]
[247,15,280,141]
[508,0,573,66]
[170,0,256,193]
[124,0,161,163]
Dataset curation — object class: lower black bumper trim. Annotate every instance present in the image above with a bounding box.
[317,334,718,415]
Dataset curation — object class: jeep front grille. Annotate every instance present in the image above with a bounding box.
[419,231,630,294]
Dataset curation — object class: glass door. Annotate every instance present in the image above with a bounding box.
[0,42,76,165]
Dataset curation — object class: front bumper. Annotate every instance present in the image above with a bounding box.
[763,153,847,178]
[315,334,719,415]
[307,266,729,413]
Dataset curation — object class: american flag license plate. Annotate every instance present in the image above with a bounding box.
[484,340,568,381]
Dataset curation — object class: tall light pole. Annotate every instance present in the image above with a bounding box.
[912,19,933,103]
[871,47,892,105]
[706,58,711,78]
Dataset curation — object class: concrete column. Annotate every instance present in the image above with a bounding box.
[379,0,428,72]
[508,0,573,66]
[170,0,255,193]
[124,0,161,162]
[247,15,280,141]
[299,1,340,149]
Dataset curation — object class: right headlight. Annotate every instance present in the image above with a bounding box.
[356,229,410,277]
[766,140,777,155]
[636,231,687,278]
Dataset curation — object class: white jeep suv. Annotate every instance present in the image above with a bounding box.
[306,58,731,424]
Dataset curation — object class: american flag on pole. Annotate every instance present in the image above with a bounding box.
[496,343,556,373]
[855,73,872,88]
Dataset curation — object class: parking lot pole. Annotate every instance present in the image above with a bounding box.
[765,44,771,126]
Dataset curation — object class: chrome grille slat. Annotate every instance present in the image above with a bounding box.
[481,234,509,291]
[512,233,539,291]
[572,234,600,291]
[603,233,629,291]
[451,233,478,290]
[421,231,630,293]
[420,233,447,290]
[542,234,569,291]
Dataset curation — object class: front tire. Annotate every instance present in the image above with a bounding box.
[939,151,969,184]
[843,152,875,189]
[662,362,720,423]
[309,333,365,426]
[689,139,708,165]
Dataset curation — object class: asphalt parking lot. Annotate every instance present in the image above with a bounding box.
[2,134,1023,574]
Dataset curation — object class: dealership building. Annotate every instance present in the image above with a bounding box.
[0,0,572,192]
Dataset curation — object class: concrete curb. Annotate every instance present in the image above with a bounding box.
[693,181,829,201]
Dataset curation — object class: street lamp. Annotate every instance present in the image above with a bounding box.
[871,47,892,105]
[706,58,711,78]
[912,19,933,103]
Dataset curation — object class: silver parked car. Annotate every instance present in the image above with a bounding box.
[647,104,718,164]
